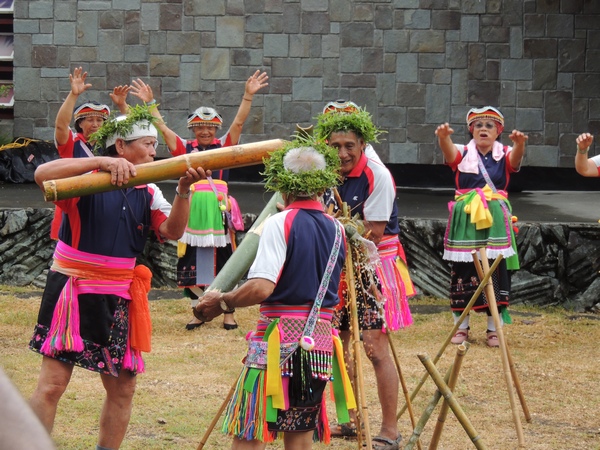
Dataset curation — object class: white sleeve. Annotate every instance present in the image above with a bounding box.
[591,154,600,167]
[363,162,396,222]
[365,144,382,164]
[247,212,288,283]
[149,183,172,217]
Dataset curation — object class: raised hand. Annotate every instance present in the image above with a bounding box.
[509,129,529,146]
[130,79,155,104]
[245,70,269,96]
[576,132,593,151]
[435,123,454,139]
[69,67,92,96]
[110,85,131,113]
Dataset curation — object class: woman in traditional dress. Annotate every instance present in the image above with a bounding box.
[129,71,268,330]
[435,106,528,347]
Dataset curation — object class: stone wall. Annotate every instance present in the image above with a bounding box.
[2,207,598,312]
[10,1,600,169]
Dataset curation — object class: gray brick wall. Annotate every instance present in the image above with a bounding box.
[10,0,600,166]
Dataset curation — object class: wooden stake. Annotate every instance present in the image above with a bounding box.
[42,139,286,201]
[397,256,504,420]
[418,353,487,450]
[470,252,531,423]
[343,209,373,449]
[196,376,238,450]
[472,249,526,447]
[428,343,470,449]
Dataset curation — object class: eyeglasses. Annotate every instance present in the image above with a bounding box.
[473,121,497,130]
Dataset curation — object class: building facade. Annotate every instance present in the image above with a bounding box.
[10,0,600,183]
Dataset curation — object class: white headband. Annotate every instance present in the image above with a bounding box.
[105,116,158,148]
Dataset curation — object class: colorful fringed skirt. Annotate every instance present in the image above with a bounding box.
[444,191,519,312]
[376,235,415,330]
[222,304,355,444]
[29,270,134,377]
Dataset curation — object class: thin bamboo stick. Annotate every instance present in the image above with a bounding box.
[373,288,420,450]
[42,139,286,201]
[343,203,373,450]
[397,255,504,420]
[470,253,531,423]
[428,343,470,450]
[473,249,525,447]
[196,375,238,450]
[418,353,487,450]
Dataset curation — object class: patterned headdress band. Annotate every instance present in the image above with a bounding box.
[74,102,110,121]
[466,106,504,133]
[323,99,359,114]
[187,106,223,129]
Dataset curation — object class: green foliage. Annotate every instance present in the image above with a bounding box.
[89,103,159,153]
[314,106,386,143]
[262,136,341,196]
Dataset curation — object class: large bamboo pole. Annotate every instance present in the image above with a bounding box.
[42,139,287,201]
[472,249,525,448]
[428,343,470,449]
[470,252,531,423]
[397,256,504,420]
[202,192,282,295]
[418,353,487,450]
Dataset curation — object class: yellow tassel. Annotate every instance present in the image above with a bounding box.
[333,335,356,409]
[266,325,284,409]
[177,241,187,258]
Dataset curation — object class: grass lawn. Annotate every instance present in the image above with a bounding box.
[1,286,599,449]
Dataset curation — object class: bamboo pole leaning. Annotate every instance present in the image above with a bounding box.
[470,251,531,424]
[397,256,504,420]
[403,362,453,450]
[343,202,373,450]
[428,343,470,450]
[373,289,420,450]
[472,249,525,448]
[42,138,287,201]
[418,353,487,450]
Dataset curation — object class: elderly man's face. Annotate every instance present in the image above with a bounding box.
[328,131,365,176]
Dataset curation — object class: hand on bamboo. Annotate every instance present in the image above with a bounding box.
[195,291,223,322]
[130,78,154,104]
[99,157,137,187]
[177,167,211,193]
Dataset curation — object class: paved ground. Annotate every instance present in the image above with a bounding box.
[1,180,599,224]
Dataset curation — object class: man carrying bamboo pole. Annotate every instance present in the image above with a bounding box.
[28,107,210,450]
[315,107,408,449]
[195,139,356,449]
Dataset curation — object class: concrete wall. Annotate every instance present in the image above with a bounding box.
[10,1,600,168]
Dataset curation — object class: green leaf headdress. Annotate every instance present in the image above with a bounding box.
[314,105,385,143]
[262,137,341,197]
[89,104,160,153]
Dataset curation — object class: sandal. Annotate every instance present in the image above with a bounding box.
[487,331,499,347]
[371,434,402,450]
[451,329,469,344]
[330,422,358,439]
